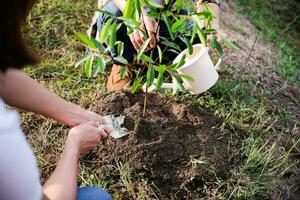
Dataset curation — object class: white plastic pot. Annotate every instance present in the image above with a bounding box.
[145,44,221,94]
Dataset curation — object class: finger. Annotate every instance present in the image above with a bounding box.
[98,117,108,125]
[86,121,100,127]
[134,31,143,49]
[99,130,108,139]
[104,125,113,134]
[138,30,146,44]
[130,34,139,50]
[148,32,156,49]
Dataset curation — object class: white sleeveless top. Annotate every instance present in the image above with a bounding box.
[0,98,42,200]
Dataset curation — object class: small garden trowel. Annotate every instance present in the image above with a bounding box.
[97,115,129,139]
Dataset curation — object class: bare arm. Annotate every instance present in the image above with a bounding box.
[43,122,111,200]
[0,69,105,127]
[43,142,79,200]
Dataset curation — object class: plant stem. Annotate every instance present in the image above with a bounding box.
[142,11,162,117]
[143,86,148,117]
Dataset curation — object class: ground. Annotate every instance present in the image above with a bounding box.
[22,0,299,199]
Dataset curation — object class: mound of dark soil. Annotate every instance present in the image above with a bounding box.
[90,91,233,198]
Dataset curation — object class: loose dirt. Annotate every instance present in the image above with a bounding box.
[89,91,233,198]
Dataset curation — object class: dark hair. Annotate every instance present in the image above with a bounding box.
[0,0,38,72]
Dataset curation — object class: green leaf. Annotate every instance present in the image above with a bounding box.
[178,73,193,81]
[184,37,193,55]
[140,54,154,63]
[162,14,174,40]
[155,65,166,89]
[85,56,94,78]
[171,18,186,33]
[176,0,184,10]
[118,17,140,29]
[196,27,206,46]
[99,18,112,43]
[96,57,106,73]
[117,42,124,56]
[174,54,186,69]
[146,0,164,9]
[76,32,94,47]
[146,65,155,87]
[75,53,92,68]
[96,9,114,17]
[123,0,134,18]
[221,36,240,50]
[156,70,164,89]
[157,45,163,64]
[131,76,143,94]
[172,76,186,95]
[114,56,128,65]
[193,11,213,19]
[211,37,224,57]
[137,38,151,62]
[76,32,105,51]
[155,65,166,73]
[109,22,117,49]
[119,66,128,79]
[93,57,106,77]
[161,39,181,51]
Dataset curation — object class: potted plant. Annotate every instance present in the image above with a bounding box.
[75,0,238,96]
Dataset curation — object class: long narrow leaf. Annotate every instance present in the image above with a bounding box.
[221,36,240,50]
[176,0,184,10]
[171,18,185,33]
[184,36,193,55]
[99,18,112,43]
[174,54,186,69]
[114,56,129,65]
[118,17,140,29]
[117,42,124,56]
[197,27,206,46]
[211,38,224,58]
[162,14,174,40]
[96,57,106,73]
[109,22,117,49]
[178,73,193,81]
[172,76,186,95]
[75,53,92,68]
[146,65,155,87]
[123,0,134,18]
[85,56,94,78]
[119,66,127,79]
[157,45,163,63]
[76,32,105,51]
[140,54,154,63]
[161,39,181,51]
[131,77,143,93]
[137,38,151,61]
[147,0,164,9]
[156,71,164,89]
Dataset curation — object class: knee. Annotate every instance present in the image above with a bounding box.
[77,186,112,200]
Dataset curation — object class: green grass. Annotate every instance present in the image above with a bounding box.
[235,0,300,84]
[21,0,300,199]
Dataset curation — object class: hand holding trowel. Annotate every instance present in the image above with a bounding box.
[97,115,129,139]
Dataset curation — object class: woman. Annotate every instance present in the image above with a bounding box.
[0,1,112,199]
